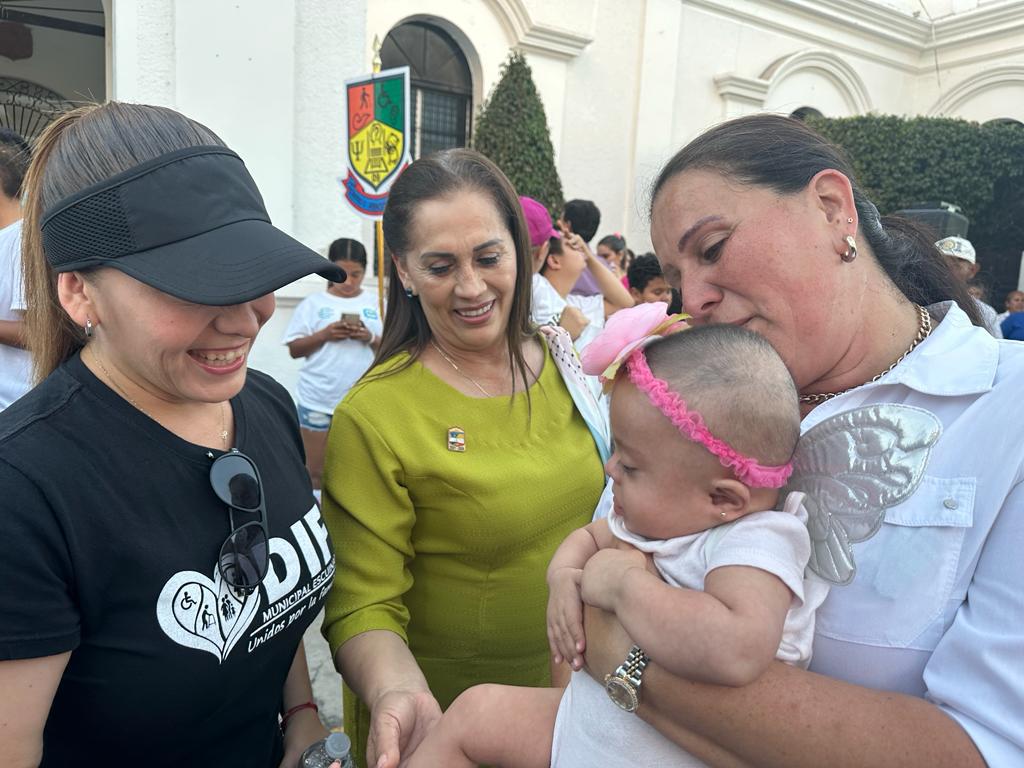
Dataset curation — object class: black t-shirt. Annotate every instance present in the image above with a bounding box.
[0,354,335,767]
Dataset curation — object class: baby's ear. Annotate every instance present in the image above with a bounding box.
[709,479,751,523]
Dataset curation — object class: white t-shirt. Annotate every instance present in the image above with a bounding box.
[550,493,829,768]
[531,273,566,327]
[0,220,30,410]
[565,292,605,353]
[281,291,383,414]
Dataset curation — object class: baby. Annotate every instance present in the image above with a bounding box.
[405,304,828,768]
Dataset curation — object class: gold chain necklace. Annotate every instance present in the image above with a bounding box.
[90,347,228,447]
[799,304,932,405]
[430,340,494,397]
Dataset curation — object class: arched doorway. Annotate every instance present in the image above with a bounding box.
[380,20,473,158]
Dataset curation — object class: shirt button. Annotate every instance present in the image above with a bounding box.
[943,498,959,510]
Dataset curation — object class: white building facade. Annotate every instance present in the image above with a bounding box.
[2,0,1023,392]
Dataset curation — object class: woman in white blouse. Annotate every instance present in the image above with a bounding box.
[580,114,1023,767]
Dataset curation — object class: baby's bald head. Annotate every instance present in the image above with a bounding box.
[641,325,800,468]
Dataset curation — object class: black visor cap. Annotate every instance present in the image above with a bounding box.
[41,146,345,305]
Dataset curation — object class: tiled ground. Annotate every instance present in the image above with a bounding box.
[304,609,344,730]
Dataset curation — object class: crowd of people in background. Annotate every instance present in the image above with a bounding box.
[1,104,1022,768]
[931,234,1024,341]
[0,128,31,411]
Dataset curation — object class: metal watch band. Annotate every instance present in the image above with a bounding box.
[615,644,649,688]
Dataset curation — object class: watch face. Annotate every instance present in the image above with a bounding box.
[605,675,639,712]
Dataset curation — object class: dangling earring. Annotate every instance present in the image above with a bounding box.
[84,318,94,338]
[842,234,857,263]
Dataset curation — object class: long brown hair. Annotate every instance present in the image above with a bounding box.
[373,149,536,391]
[650,114,982,326]
[22,102,224,382]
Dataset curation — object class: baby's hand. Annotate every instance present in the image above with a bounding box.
[546,567,586,671]
[580,547,649,613]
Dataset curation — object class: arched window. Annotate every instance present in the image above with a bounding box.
[381,21,473,158]
[790,106,823,121]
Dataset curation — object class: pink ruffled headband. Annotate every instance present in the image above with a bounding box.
[625,350,793,488]
[580,303,793,489]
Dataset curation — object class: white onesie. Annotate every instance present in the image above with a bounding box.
[549,491,830,768]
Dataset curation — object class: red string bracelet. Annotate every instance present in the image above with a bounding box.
[280,700,318,731]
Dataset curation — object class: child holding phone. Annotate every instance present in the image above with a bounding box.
[403,304,828,767]
[283,238,382,492]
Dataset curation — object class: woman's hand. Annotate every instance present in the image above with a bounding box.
[334,632,440,768]
[547,567,586,670]
[580,546,649,613]
[278,708,329,768]
[368,687,442,768]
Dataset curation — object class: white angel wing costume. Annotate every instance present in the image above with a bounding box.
[784,404,942,585]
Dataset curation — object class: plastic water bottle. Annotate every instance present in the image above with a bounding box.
[300,732,354,768]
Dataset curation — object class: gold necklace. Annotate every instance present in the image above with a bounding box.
[430,340,494,397]
[799,304,932,405]
[90,347,228,447]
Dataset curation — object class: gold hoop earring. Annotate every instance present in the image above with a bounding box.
[842,234,857,263]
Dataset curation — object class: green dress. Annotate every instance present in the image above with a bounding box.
[321,342,605,767]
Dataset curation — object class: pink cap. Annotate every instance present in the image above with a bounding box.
[519,196,560,248]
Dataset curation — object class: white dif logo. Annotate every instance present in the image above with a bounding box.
[156,566,261,663]
[156,505,333,663]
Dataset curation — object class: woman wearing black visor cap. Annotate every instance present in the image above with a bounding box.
[0,102,342,768]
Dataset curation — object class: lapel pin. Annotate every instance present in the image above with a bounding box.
[447,426,466,452]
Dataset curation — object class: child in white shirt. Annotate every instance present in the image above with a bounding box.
[282,238,382,490]
[404,304,828,768]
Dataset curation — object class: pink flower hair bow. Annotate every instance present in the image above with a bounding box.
[580,302,792,489]
[580,302,689,391]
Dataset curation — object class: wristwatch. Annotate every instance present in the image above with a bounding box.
[604,644,650,713]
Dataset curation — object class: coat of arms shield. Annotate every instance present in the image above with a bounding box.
[342,66,411,219]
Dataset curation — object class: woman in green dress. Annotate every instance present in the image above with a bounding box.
[321,149,610,768]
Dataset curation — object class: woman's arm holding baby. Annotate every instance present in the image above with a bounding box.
[581,555,791,687]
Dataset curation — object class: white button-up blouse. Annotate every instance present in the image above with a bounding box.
[806,302,1024,766]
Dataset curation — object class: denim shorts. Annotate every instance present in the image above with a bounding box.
[297,404,333,432]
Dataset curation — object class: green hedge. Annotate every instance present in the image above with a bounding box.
[473,51,564,218]
[806,114,1024,303]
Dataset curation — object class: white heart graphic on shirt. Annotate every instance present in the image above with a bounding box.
[156,566,260,663]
